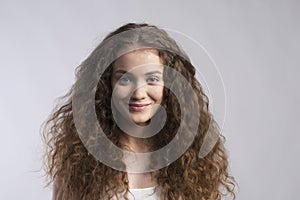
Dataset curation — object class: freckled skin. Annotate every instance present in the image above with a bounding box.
[111,49,164,189]
[111,49,164,125]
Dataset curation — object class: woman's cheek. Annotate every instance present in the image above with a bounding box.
[113,85,132,100]
[150,85,164,103]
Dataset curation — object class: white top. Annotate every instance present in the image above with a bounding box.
[114,186,160,200]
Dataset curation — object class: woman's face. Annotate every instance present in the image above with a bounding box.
[111,49,164,126]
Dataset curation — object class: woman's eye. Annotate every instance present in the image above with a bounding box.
[118,76,131,85]
[147,76,159,83]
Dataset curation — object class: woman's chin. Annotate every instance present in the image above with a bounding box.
[134,119,151,126]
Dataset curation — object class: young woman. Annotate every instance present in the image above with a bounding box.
[42,23,236,200]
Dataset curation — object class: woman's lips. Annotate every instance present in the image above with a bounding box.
[128,103,151,112]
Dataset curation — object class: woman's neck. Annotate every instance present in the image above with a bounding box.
[118,128,152,153]
[115,127,158,189]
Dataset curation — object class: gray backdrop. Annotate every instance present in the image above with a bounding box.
[0,0,299,199]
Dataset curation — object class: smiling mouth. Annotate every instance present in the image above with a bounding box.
[128,103,151,112]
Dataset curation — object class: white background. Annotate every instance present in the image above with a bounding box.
[0,1,299,199]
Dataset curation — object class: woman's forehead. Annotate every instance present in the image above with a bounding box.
[112,49,163,73]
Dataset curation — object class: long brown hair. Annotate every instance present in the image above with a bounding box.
[42,23,236,199]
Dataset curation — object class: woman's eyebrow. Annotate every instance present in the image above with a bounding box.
[113,70,162,76]
[113,69,130,75]
[145,71,162,75]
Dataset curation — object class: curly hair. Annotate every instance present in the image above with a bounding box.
[42,23,236,200]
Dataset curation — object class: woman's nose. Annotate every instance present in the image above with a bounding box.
[130,82,147,100]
